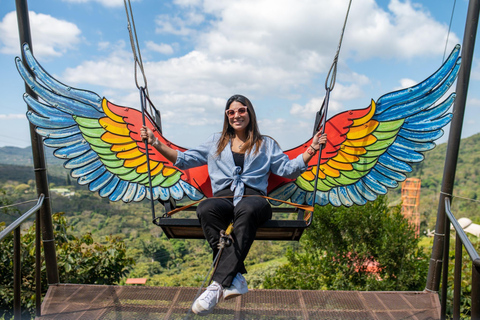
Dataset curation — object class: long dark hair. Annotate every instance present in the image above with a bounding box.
[216,94,263,156]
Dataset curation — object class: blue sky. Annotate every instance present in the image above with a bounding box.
[1,0,479,151]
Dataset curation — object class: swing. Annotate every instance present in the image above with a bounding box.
[124,1,353,241]
[16,0,459,245]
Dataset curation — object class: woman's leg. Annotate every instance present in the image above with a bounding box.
[212,191,272,287]
[197,197,234,261]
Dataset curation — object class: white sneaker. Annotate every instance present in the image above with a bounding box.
[224,273,248,300]
[192,281,223,315]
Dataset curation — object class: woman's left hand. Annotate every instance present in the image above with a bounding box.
[312,132,327,150]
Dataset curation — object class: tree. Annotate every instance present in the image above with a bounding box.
[0,212,135,319]
[264,196,429,291]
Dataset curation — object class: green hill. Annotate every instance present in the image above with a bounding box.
[1,133,479,287]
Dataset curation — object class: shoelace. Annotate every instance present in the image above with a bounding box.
[202,284,222,301]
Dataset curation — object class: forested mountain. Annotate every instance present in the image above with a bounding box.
[1,133,480,287]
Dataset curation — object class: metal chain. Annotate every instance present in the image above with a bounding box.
[325,0,353,91]
[124,0,153,113]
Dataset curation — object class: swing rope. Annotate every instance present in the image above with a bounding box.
[312,0,352,200]
[442,0,457,63]
[124,0,147,91]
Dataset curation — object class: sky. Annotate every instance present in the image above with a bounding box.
[1,0,479,152]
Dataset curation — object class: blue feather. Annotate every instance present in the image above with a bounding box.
[363,175,388,194]
[403,114,453,131]
[44,133,84,148]
[315,190,330,206]
[291,188,307,205]
[392,136,435,152]
[36,126,79,139]
[374,67,458,122]
[21,44,103,110]
[398,128,444,142]
[17,59,103,119]
[354,180,377,201]
[329,188,342,207]
[89,171,114,192]
[109,180,129,201]
[170,184,185,200]
[406,94,455,123]
[373,163,406,182]
[337,187,354,207]
[54,143,90,159]
[375,45,460,113]
[77,166,106,185]
[64,150,99,169]
[99,176,120,197]
[179,180,204,201]
[24,94,73,120]
[71,161,103,178]
[122,184,138,202]
[27,110,76,129]
[378,153,412,172]
[134,185,146,202]
[369,169,398,188]
[346,185,367,206]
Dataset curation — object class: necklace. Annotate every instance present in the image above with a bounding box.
[238,143,243,150]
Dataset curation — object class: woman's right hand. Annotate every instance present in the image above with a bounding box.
[140,126,155,145]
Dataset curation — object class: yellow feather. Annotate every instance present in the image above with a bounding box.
[327,159,354,171]
[346,120,379,140]
[124,155,147,168]
[320,163,340,178]
[99,117,130,136]
[343,135,377,147]
[352,100,376,126]
[102,99,124,123]
[102,132,133,144]
[111,142,138,152]
[162,167,177,177]
[116,148,145,160]
[333,150,359,163]
[340,145,367,155]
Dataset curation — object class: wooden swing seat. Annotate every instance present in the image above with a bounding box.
[154,205,312,241]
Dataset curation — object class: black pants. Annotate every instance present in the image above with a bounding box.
[197,187,272,287]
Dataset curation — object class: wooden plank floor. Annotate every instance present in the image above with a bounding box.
[37,284,441,320]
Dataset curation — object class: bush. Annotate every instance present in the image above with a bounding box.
[264,196,429,291]
[0,212,135,319]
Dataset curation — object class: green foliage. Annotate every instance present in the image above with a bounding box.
[442,237,480,319]
[264,196,429,291]
[0,212,135,319]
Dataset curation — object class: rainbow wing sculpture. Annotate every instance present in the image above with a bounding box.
[16,43,461,207]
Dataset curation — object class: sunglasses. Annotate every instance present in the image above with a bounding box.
[226,107,248,118]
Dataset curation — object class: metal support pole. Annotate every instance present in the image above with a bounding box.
[426,0,480,292]
[14,228,21,319]
[441,215,450,320]
[35,210,42,316]
[453,234,462,320]
[15,0,59,285]
[472,264,480,320]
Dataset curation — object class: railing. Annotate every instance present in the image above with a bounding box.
[441,197,480,319]
[0,194,45,319]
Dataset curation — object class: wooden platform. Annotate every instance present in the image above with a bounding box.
[37,284,440,319]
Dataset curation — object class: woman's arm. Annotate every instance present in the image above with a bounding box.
[141,125,178,163]
[302,132,327,164]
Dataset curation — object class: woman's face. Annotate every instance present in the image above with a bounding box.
[227,101,250,135]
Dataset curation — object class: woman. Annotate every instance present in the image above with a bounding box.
[141,94,326,315]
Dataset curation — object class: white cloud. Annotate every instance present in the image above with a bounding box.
[61,0,130,7]
[146,41,175,55]
[155,13,204,36]
[0,11,81,58]
[344,0,460,60]
[0,114,26,120]
[396,78,418,91]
